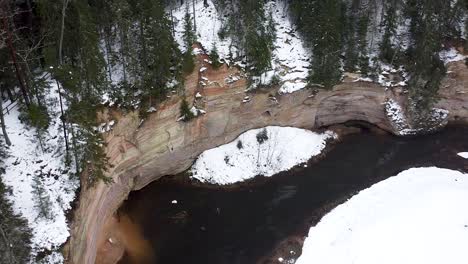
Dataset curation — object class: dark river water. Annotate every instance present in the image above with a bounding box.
[118,126,468,264]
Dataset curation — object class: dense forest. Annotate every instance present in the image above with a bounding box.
[1,0,467,181]
[0,0,467,262]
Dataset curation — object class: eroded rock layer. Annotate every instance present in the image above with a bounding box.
[65,52,468,264]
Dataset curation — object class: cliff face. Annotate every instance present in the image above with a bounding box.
[64,54,468,263]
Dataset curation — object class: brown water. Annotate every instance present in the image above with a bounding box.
[118,126,468,264]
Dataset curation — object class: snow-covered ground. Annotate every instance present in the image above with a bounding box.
[384,99,449,136]
[439,48,467,64]
[458,152,468,159]
[266,1,310,94]
[191,127,337,185]
[1,79,78,263]
[295,167,468,264]
[172,0,310,94]
[172,0,237,61]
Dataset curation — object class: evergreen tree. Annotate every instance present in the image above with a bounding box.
[307,0,344,88]
[32,176,54,220]
[215,0,275,75]
[380,0,398,64]
[182,8,195,74]
[210,44,222,69]
[179,97,194,121]
[343,0,360,72]
[183,7,196,50]
[357,14,370,75]
[405,0,447,124]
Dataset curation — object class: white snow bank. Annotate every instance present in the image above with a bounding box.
[296,167,468,264]
[191,127,337,185]
[458,152,468,159]
[279,81,308,94]
[439,48,466,64]
[1,80,78,263]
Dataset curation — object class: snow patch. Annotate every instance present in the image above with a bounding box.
[384,99,448,136]
[439,48,467,64]
[296,167,468,264]
[172,0,238,60]
[458,152,468,159]
[279,81,308,94]
[191,127,336,185]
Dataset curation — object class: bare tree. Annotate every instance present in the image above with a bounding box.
[192,0,197,32]
[0,87,11,146]
[57,0,70,154]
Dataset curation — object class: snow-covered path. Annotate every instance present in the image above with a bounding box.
[296,167,468,264]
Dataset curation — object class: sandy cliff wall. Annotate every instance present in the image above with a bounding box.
[64,54,468,263]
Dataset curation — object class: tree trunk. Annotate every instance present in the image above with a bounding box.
[58,0,70,154]
[104,29,113,82]
[4,86,14,102]
[170,9,175,37]
[0,88,11,146]
[139,19,148,81]
[192,0,197,32]
[120,27,127,83]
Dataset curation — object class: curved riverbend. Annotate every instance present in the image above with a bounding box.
[65,59,468,264]
[117,126,468,264]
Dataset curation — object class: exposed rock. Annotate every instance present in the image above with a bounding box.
[64,55,468,264]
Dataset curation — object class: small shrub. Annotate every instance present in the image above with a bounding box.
[236,140,243,149]
[32,176,54,220]
[20,103,50,129]
[218,25,228,40]
[210,45,222,69]
[256,128,269,144]
[179,97,194,121]
[270,74,281,86]
[182,50,195,74]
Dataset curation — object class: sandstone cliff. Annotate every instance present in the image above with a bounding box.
[64,51,468,263]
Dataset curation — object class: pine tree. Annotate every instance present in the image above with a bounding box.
[32,176,54,220]
[183,7,196,50]
[240,0,274,75]
[215,0,275,75]
[343,0,360,72]
[182,7,195,74]
[380,0,398,64]
[405,0,447,124]
[179,97,194,121]
[357,14,370,75]
[306,0,344,88]
[210,44,222,69]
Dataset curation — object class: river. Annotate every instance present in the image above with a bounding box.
[117,125,468,264]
